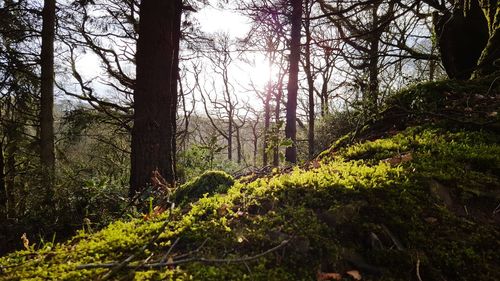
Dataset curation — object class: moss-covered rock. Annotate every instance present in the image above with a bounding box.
[173,170,234,206]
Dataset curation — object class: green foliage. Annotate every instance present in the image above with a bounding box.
[315,110,361,154]
[177,137,242,183]
[173,171,235,206]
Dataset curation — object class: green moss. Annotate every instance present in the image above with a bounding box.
[1,80,499,280]
[173,170,234,206]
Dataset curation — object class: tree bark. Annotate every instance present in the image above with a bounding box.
[285,0,302,164]
[5,141,16,218]
[273,78,283,167]
[434,1,489,79]
[473,0,500,77]
[367,31,380,115]
[263,88,271,167]
[0,141,6,215]
[303,0,315,159]
[130,0,182,197]
[40,0,56,202]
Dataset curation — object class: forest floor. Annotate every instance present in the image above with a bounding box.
[1,76,499,280]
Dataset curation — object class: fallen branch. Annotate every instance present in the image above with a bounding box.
[76,239,290,271]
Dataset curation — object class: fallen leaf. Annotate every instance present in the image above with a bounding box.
[153,205,165,216]
[167,256,174,270]
[317,271,342,281]
[217,203,229,216]
[311,159,321,169]
[384,153,413,166]
[21,233,29,250]
[346,270,362,280]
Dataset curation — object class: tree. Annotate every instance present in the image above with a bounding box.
[425,0,498,79]
[473,0,499,77]
[284,0,302,164]
[130,0,182,197]
[40,0,56,203]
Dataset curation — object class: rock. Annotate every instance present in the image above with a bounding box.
[429,179,454,208]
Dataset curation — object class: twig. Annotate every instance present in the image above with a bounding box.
[100,203,174,280]
[416,255,423,281]
[159,237,181,263]
[492,202,500,215]
[381,224,405,250]
[486,75,500,96]
[77,239,290,271]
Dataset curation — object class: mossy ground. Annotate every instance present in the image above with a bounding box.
[1,78,499,280]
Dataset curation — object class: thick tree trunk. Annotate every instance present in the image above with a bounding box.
[473,0,499,77]
[40,0,56,202]
[130,0,182,197]
[285,0,302,164]
[434,1,489,79]
[367,36,379,115]
[366,5,380,116]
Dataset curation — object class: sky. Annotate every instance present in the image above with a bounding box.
[64,3,273,112]
[195,5,250,38]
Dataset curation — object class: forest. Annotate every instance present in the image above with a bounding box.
[0,0,499,280]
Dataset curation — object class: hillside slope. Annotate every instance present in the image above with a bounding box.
[1,77,499,280]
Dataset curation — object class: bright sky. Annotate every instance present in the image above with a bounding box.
[66,4,272,110]
[194,5,274,96]
[195,6,250,38]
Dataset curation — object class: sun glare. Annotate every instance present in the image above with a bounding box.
[247,58,276,88]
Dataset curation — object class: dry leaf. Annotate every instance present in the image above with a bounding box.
[317,271,342,281]
[311,159,321,169]
[153,205,165,216]
[167,256,175,269]
[346,270,362,280]
[217,203,229,216]
[384,153,413,166]
[21,233,29,250]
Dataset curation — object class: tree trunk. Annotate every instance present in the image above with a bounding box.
[273,78,283,167]
[263,90,271,167]
[285,0,302,164]
[320,77,329,117]
[0,141,6,215]
[304,0,315,159]
[366,5,380,116]
[228,116,233,161]
[236,126,242,164]
[434,1,489,79]
[40,0,56,203]
[473,0,500,77]
[130,0,182,197]
[252,121,259,167]
[5,141,16,218]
